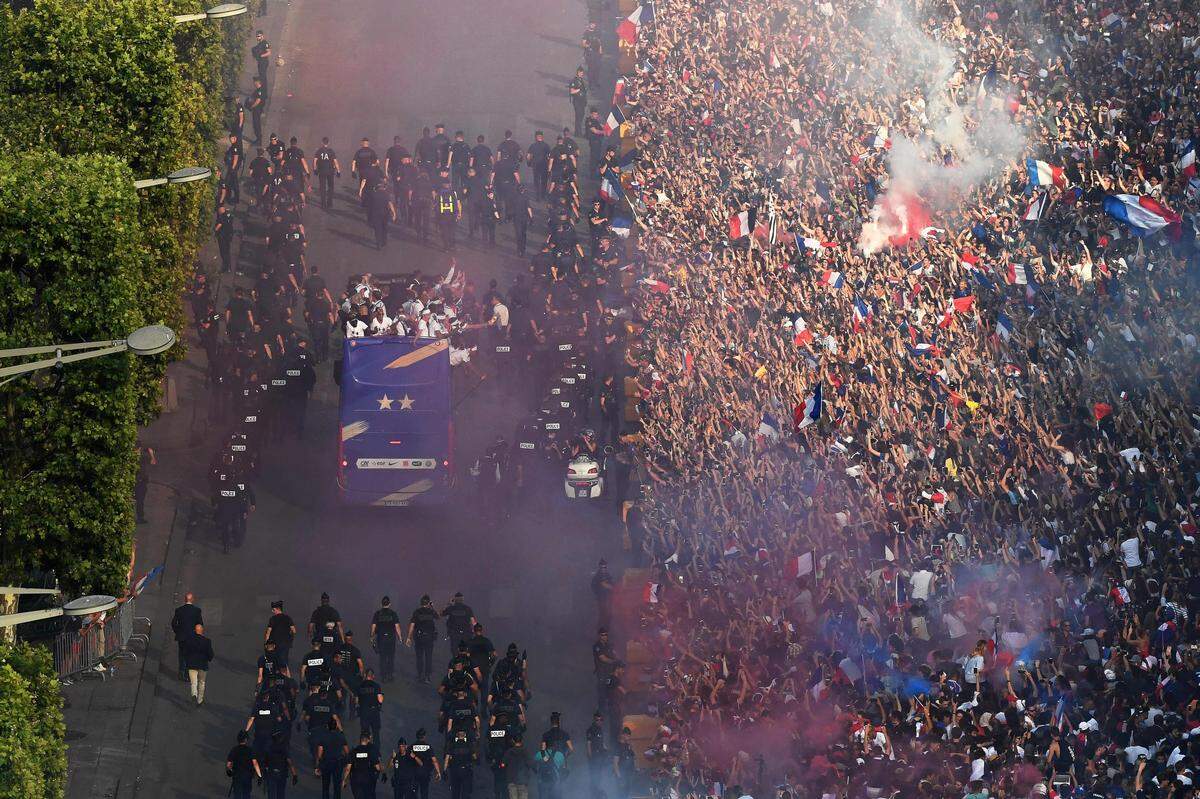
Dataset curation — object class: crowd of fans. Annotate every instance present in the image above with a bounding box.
[606,0,1200,796]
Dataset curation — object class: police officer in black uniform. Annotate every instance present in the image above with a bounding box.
[511,184,533,256]
[227,729,262,799]
[410,168,433,243]
[316,717,350,799]
[585,710,607,798]
[409,728,441,799]
[371,596,402,682]
[225,132,243,203]
[355,668,384,749]
[464,623,495,712]
[568,67,588,136]
[526,131,551,201]
[310,592,345,645]
[345,732,383,798]
[367,182,396,249]
[261,728,298,799]
[215,202,237,274]
[312,137,341,209]
[301,637,332,689]
[303,682,342,765]
[443,728,476,799]
[334,631,366,716]
[405,596,439,683]
[387,738,419,799]
[440,593,476,654]
[248,75,267,145]
[434,168,461,251]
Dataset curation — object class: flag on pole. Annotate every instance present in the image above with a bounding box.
[728,209,753,239]
[131,565,164,597]
[852,298,873,332]
[767,203,779,246]
[643,582,660,603]
[995,313,1013,342]
[1177,147,1196,179]
[617,3,653,43]
[872,126,892,150]
[603,105,626,136]
[1103,194,1183,239]
[611,76,627,106]
[820,270,845,290]
[1023,191,1049,222]
[1007,263,1028,285]
[723,539,741,557]
[1025,158,1066,188]
[610,216,632,238]
[785,551,814,579]
[795,383,822,430]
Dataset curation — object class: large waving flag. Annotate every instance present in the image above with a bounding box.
[728,209,754,239]
[603,105,626,136]
[793,383,822,430]
[1025,158,1066,189]
[617,3,654,44]
[599,170,625,203]
[852,297,873,332]
[1103,194,1182,239]
[1177,147,1196,179]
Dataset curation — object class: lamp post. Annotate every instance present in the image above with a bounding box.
[133,165,213,190]
[173,2,248,23]
[0,589,119,635]
[0,325,177,386]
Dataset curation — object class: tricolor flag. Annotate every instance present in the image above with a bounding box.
[852,297,872,332]
[639,277,670,293]
[1099,9,1121,28]
[617,2,654,43]
[907,342,935,357]
[938,295,975,328]
[785,551,814,579]
[795,383,822,430]
[798,236,835,252]
[611,76,626,107]
[960,251,980,268]
[872,126,892,150]
[723,539,741,557]
[610,216,632,238]
[643,582,660,603]
[1102,194,1182,239]
[131,564,164,598]
[599,172,625,203]
[820,270,844,290]
[1023,191,1049,222]
[1007,263,1028,285]
[1177,147,1196,179]
[792,315,814,346]
[729,209,753,239]
[995,312,1013,342]
[1025,158,1066,189]
[603,105,626,136]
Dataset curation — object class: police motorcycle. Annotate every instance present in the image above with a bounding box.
[564,429,613,500]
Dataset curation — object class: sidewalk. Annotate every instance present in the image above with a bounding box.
[61,5,294,797]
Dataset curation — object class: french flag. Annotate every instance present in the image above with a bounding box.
[610,216,632,238]
[820,270,844,289]
[792,315,814,346]
[643,582,660,603]
[784,552,814,579]
[617,3,653,44]
[723,539,741,557]
[852,298,872,332]
[603,105,626,136]
[1178,147,1196,179]
[795,383,822,430]
[611,77,626,107]
[1025,158,1066,189]
[872,126,891,150]
[599,173,624,203]
[1007,262,1028,285]
[799,237,835,251]
[639,277,670,293]
[938,295,975,328]
[1023,192,1049,222]
[729,209,753,239]
[1099,9,1121,28]
[1103,194,1182,239]
[995,312,1013,342]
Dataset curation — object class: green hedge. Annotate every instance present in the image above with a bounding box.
[0,0,255,593]
[0,642,66,799]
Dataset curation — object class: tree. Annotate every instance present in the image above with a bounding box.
[0,642,66,799]
[0,151,148,594]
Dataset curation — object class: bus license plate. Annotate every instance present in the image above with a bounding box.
[356,458,436,469]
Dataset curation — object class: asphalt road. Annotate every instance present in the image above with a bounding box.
[94,0,627,795]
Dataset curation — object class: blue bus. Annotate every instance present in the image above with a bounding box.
[337,336,453,506]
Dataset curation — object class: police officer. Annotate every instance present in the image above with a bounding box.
[371,596,402,682]
[568,67,588,136]
[353,138,378,188]
[261,728,298,799]
[443,728,476,799]
[592,560,615,628]
[335,631,366,714]
[541,712,574,760]
[227,729,262,799]
[581,21,603,86]
[282,343,316,438]
[511,184,534,256]
[409,728,442,799]
[490,644,527,702]
[585,711,607,798]
[410,168,433,243]
[405,595,439,683]
[613,726,635,797]
[301,637,332,689]
[393,153,417,223]
[248,75,267,145]
[310,592,345,645]
[440,593,476,653]
[214,202,237,274]
[367,182,396,249]
[448,130,470,190]
[344,732,383,798]
[308,137,339,208]
[303,683,342,764]
[388,738,420,798]
[315,717,350,799]
[477,187,499,247]
[526,131,551,201]
[464,623,495,710]
[434,169,462,251]
[355,668,384,748]
[225,132,243,203]
[485,715,512,798]
[252,30,272,85]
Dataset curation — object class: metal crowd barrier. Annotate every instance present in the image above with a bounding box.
[53,597,150,683]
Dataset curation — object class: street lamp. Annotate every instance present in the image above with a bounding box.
[173,2,248,23]
[0,324,177,385]
[133,165,213,190]
[0,589,119,629]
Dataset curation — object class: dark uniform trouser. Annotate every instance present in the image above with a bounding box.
[360,710,381,745]
[322,762,345,798]
[232,775,254,798]
[218,233,234,273]
[373,215,389,248]
[533,167,548,200]
[414,636,434,679]
[265,770,288,799]
[415,776,431,799]
[350,778,377,799]
[450,768,473,799]
[412,205,429,240]
[392,777,416,798]
[319,172,335,207]
[257,59,269,85]
[439,215,457,250]
[514,220,529,255]
[573,100,587,136]
[378,637,396,678]
[252,109,264,143]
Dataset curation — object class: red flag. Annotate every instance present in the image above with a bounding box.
[1093,402,1113,421]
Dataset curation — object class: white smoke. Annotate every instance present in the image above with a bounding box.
[853,0,1026,252]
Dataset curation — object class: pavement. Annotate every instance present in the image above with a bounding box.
[62,0,630,796]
